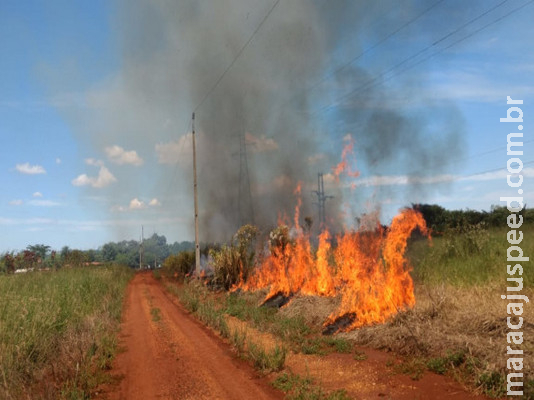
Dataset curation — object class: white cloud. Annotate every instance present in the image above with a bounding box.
[113,197,161,212]
[149,198,161,207]
[245,133,278,153]
[15,163,46,175]
[9,199,23,206]
[27,199,62,207]
[85,158,104,167]
[156,133,192,165]
[72,166,117,188]
[129,198,145,210]
[105,145,144,166]
[32,191,43,198]
[56,158,61,164]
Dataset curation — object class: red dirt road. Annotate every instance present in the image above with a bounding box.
[99,272,283,400]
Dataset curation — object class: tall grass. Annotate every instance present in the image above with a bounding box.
[0,266,133,399]
[409,224,533,287]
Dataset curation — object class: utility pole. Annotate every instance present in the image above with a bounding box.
[237,131,254,227]
[192,113,200,275]
[139,225,144,270]
[313,173,334,228]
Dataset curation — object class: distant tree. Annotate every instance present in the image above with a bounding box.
[2,253,15,274]
[65,250,88,267]
[60,246,71,264]
[102,243,118,262]
[26,244,50,262]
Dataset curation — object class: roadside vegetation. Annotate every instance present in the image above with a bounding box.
[0,265,133,400]
[159,204,533,398]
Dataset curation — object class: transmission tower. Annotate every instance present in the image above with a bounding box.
[313,173,333,228]
[237,131,255,227]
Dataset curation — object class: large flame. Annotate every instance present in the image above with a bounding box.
[234,140,429,331]
[235,201,428,331]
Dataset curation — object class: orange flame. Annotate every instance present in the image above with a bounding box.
[332,138,360,182]
[235,202,428,331]
[232,139,429,331]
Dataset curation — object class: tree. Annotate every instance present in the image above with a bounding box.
[26,244,50,262]
[65,250,88,267]
[102,243,118,262]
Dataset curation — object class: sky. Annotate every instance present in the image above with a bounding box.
[0,0,533,252]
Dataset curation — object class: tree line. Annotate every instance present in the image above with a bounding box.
[412,204,533,234]
[0,234,194,273]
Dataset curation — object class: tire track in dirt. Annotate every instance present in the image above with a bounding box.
[98,272,283,400]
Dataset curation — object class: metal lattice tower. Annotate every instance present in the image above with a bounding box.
[313,173,333,228]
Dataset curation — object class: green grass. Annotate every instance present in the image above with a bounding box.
[0,265,133,399]
[167,283,288,372]
[150,307,162,322]
[247,342,287,372]
[409,225,534,287]
[272,373,351,400]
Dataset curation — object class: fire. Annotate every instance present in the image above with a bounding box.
[233,140,429,332]
[332,138,360,181]
[326,208,428,330]
[234,203,428,331]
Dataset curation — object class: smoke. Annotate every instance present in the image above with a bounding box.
[52,0,466,242]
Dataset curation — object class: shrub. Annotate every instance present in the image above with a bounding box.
[210,225,258,290]
[162,250,195,280]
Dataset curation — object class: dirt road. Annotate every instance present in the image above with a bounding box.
[99,272,283,400]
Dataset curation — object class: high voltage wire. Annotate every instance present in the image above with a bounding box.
[280,0,446,110]
[193,0,280,113]
[464,159,534,178]
[314,0,532,115]
[452,139,534,164]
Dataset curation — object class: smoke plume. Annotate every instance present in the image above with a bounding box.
[53,0,466,242]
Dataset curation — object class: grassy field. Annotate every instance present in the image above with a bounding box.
[409,224,533,287]
[0,265,133,400]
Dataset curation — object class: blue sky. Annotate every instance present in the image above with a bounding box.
[0,0,533,252]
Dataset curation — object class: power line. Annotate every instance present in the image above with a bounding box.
[193,0,280,113]
[314,0,532,115]
[281,0,446,110]
[456,139,534,163]
[463,159,534,178]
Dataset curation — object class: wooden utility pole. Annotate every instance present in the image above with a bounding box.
[139,225,144,270]
[192,113,200,275]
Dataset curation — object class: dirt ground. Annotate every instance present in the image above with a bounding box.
[95,272,283,400]
[97,272,498,400]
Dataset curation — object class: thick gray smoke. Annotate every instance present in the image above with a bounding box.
[55,0,466,242]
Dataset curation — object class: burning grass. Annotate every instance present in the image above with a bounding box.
[0,265,133,399]
[234,207,428,332]
[338,283,534,397]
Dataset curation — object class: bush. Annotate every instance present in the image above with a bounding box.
[210,225,258,290]
[162,250,195,280]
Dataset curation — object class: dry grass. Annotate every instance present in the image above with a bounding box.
[338,283,534,395]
